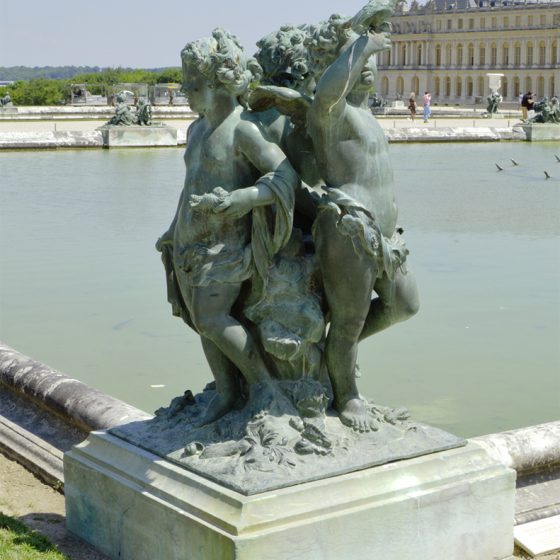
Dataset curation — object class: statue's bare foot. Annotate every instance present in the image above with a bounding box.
[337,398,378,433]
[197,393,240,427]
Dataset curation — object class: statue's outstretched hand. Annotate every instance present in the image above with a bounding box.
[156,231,173,252]
[213,189,254,219]
[351,1,394,35]
[368,30,392,54]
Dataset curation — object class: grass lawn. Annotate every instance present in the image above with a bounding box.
[0,513,69,560]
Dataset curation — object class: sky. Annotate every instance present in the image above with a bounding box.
[0,0,384,68]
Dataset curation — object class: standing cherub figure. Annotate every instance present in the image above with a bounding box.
[307,1,419,432]
[157,29,299,425]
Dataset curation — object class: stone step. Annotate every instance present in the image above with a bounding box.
[514,515,560,557]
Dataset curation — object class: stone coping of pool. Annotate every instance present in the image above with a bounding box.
[1,341,558,491]
[0,126,527,149]
[0,105,196,119]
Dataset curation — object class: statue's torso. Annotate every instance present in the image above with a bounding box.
[310,103,397,236]
[174,110,255,250]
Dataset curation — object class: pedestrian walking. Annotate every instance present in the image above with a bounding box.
[521,91,534,120]
[423,91,431,122]
[408,92,417,120]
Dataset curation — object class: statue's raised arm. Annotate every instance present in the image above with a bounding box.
[310,1,393,120]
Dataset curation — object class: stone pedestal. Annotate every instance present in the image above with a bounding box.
[64,431,515,560]
[99,124,177,147]
[518,123,560,142]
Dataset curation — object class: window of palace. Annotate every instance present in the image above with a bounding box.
[468,18,474,30]
[456,77,462,97]
[537,76,544,97]
[503,44,509,65]
[539,42,546,66]
[503,16,509,28]
[480,18,486,29]
[457,44,463,65]
[458,19,463,30]
[382,77,389,96]
[514,43,521,65]
[480,44,486,65]
[491,44,497,66]
[513,77,520,98]
[527,42,534,66]
[491,17,497,29]
[477,76,484,96]
[447,19,452,30]
[540,15,546,26]
[467,77,473,97]
[436,20,442,31]
[445,76,451,97]
[446,44,452,65]
[515,15,521,27]
[468,44,474,66]
[527,15,533,27]
[436,44,442,66]
[434,76,440,96]
[502,78,508,97]
[416,45,422,66]
[553,41,558,65]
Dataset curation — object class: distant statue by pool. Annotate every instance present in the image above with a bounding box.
[486,91,502,115]
[529,96,560,124]
[0,92,13,107]
[107,91,136,126]
[136,97,152,126]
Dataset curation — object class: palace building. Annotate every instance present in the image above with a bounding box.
[378,0,560,104]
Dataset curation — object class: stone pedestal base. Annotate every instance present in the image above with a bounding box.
[518,123,560,141]
[99,124,177,147]
[65,431,515,560]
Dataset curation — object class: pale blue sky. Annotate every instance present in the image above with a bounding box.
[1,0,380,68]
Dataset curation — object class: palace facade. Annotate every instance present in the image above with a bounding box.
[377,0,560,104]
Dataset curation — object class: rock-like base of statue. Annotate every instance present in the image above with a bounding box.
[518,122,560,141]
[98,124,177,147]
[64,431,515,560]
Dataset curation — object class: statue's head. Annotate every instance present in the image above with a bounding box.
[181,28,262,107]
[256,25,314,94]
[305,14,353,80]
[116,91,126,103]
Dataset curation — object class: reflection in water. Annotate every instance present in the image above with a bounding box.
[0,144,559,437]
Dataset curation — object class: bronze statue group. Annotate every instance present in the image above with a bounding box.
[157,0,419,435]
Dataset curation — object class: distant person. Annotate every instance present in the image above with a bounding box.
[521,91,534,120]
[408,92,416,120]
[422,91,431,122]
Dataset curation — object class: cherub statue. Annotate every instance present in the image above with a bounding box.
[305,0,419,432]
[156,29,299,425]
[107,91,136,125]
[136,97,152,126]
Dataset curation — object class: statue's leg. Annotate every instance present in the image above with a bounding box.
[198,337,243,426]
[191,283,271,387]
[314,211,378,432]
[359,269,419,341]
